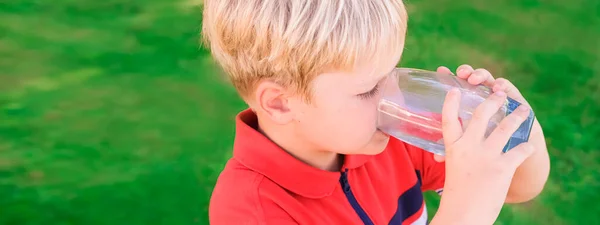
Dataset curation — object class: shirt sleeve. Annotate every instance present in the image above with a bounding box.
[210,194,300,225]
[405,143,446,195]
[209,174,299,225]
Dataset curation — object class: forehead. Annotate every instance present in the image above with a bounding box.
[314,50,403,89]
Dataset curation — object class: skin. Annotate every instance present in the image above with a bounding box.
[435,65,551,204]
[431,86,537,225]
[248,49,550,223]
[249,49,403,171]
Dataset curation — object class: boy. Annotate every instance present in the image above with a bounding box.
[203,1,550,224]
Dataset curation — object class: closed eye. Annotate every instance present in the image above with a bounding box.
[357,84,380,100]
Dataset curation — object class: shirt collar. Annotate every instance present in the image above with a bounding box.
[232,109,373,199]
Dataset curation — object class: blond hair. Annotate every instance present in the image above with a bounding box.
[202,0,408,101]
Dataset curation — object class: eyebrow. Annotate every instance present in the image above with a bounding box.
[373,68,394,83]
[358,71,390,92]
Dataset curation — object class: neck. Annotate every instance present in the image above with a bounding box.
[256,118,343,172]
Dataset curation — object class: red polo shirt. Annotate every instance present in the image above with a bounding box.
[209,109,446,225]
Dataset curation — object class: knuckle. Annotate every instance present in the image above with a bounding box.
[474,68,490,74]
[496,122,511,135]
[495,115,523,136]
[492,95,507,106]
[514,112,527,122]
[481,152,511,168]
[492,161,512,174]
[457,64,474,73]
[485,96,504,108]
[468,74,481,82]
[497,78,515,89]
[475,103,492,116]
[458,64,471,69]
[517,142,534,154]
[524,143,535,153]
[474,95,505,121]
[502,155,521,169]
[489,160,506,172]
[494,78,507,86]
[472,107,488,121]
[441,119,453,128]
[506,113,524,125]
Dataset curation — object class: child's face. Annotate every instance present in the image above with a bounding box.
[291,51,402,155]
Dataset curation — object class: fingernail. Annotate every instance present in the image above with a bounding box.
[457,69,465,75]
[495,91,506,97]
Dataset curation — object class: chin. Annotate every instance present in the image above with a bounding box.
[363,133,390,155]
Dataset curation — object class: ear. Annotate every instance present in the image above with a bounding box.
[253,81,295,124]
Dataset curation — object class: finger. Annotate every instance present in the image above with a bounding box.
[467,68,496,87]
[501,142,536,168]
[433,154,446,162]
[437,66,454,75]
[493,78,527,105]
[485,105,531,149]
[456,64,474,79]
[434,139,447,161]
[441,88,463,145]
[464,91,508,138]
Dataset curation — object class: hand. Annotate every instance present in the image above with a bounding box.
[433,65,529,162]
[439,65,549,203]
[432,87,536,225]
[434,65,496,161]
[439,64,544,155]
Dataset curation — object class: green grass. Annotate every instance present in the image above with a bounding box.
[0,0,598,224]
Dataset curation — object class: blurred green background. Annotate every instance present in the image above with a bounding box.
[0,0,598,224]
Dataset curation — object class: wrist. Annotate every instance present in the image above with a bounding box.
[432,188,504,225]
[432,203,496,225]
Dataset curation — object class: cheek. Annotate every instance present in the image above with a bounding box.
[295,96,381,152]
[325,99,380,145]
[349,99,380,134]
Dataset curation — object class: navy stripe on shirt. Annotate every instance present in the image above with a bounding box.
[388,170,424,225]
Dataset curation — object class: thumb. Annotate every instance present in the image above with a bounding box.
[433,154,446,162]
[502,142,535,168]
[434,139,446,162]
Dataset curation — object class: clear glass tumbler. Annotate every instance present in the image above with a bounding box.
[377,68,536,155]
